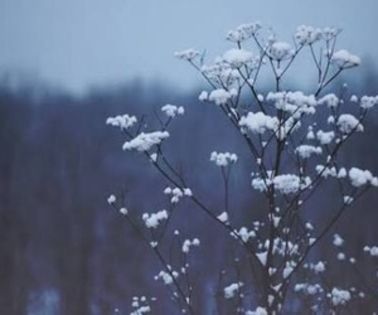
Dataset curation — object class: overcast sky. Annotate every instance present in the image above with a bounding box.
[1,0,377,93]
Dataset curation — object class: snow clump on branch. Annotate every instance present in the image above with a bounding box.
[106,114,137,130]
[331,49,361,68]
[161,104,184,118]
[122,131,169,152]
[239,112,278,135]
[210,151,238,167]
[174,49,200,61]
[226,22,261,42]
[223,48,254,67]
[142,210,168,229]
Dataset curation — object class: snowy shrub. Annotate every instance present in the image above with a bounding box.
[106,22,378,314]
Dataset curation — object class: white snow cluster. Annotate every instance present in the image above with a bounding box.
[122,131,169,152]
[316,130,335,145]
[239,112,278,135]
[198,91,209,102]
[251,176,269,192]
[363,245,378,257]
[224,282,243,299]
[268,41,294,60]
[226,22,261,42]
[322,27,340,40]
[130,297,155,315]
[246,307,268,315]
[294,283,323,296]
[264,238,299,257]
[142,210,168,229]
[161,104,184,118]
[252,173,311,194]
[267,91,317,115]
[154,270,178,285]
[235,227,256,242]
[343,195,354,205]
[360,95,378,109]
[273,174,311,194]
[295,25,341,45]
[317,93,339,108]
[106,114,137,130]
[130,305,150,315]
[164,187,192,203]
[174,49,200,61]
[329,288,352,306]
[182,238,200,253]
[223,48,254,67]
[283,261,296,278]
[306,261,326,274]
[201,62,240,86]
[208,88,235,105]
[331,49,361,68]
[333,234,344,247]
[295,145,322,159]
[210,151,238,167]
[315,166,346,180]
[295,25,322,45]
[217,211,229,223]
[107,194,116,205]
[348,167,378,187]
[257,251,268,266]
[337,114,363,134]
[337,252,346,261]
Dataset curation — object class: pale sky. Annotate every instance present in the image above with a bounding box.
[1,0,377,93]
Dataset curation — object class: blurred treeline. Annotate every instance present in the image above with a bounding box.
[0,69,378,314]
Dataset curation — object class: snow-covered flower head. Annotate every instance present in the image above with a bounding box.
[272,174,311,195]
[348,167,378,187]
[208,88,234,105]
[122,131,169,152]
[154,270,178,285]
[182,238,200,253]
[226,22,261,42]
[224,282,243,299]
[161,104,184,118]
[295,25,322,45]
[246,307,268,315]
[201,61,240,87]
[223,48,254,68]
[210,151,238,167]
[316,130,335,145]
[174,49,200,61]
[107,194,116,205]
[360,95,378,109]
[239,112,278,135]
[331,49,361,68]
[164,186,192,203]
[317,94,339,108]
[333,234,344,247]
[322,27,340,40]
[106,114,137,130]
[337,114,363,134]
[295,145,322,159]
[268,41,294,61]
[142,210,168,229]
[267,91,317,116]
[329,288,351,306]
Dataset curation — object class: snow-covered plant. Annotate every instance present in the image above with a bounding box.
[106,22,378,314]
